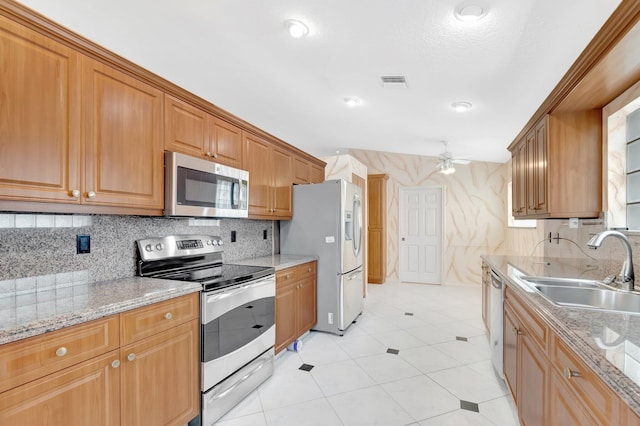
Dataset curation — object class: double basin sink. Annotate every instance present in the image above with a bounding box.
[519,276,640,315]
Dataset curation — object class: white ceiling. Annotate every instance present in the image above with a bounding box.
[17,0,621,163]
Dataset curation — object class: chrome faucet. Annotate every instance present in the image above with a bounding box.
[587,230,635,291]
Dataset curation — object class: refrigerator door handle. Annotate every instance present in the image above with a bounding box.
[352,194,362,257]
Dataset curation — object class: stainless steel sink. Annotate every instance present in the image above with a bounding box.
[520,276,603,289]
[532,285,640,315]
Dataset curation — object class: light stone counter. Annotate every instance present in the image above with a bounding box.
[0,277,201,345]
[230,254,317,271]
[482,255,640,416]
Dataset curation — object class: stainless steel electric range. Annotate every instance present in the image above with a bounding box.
[136,235,275,426]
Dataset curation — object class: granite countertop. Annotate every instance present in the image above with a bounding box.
[230,254,318,271]
[482,255,640,415]
[0,277,201,346]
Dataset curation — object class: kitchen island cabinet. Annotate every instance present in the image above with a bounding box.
[275,261,317,353]
[0,291,199,426]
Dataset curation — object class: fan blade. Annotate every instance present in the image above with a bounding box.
[452,159,471,165]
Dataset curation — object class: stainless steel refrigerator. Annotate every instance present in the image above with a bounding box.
[280,179,364,335]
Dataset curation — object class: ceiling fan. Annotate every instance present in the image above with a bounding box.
[436,141,471,174]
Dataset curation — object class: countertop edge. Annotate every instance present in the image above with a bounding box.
[230,254,318,270]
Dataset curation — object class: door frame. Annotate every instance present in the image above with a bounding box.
[398,185,445,284]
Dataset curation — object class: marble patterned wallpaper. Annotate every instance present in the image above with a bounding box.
[349,149,508,286]
[0,214,273,284]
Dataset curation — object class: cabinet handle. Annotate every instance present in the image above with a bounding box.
[164,312,173,320]
[111,360,120,369]
[55,347,68,357]
[512,327,522,336]
[87,191,96,199]
[70,189,81,198]
[563,367,580,380]
[127,353,136,362]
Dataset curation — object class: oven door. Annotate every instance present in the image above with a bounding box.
[201,275,275,391]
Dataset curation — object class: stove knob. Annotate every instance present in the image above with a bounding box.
[155,243,164,251]
[145,244,153,252]
[211,240,218,246]
[217,239,223,246]
[206,240,212,245]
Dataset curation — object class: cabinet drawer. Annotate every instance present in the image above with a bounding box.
[0,316,119,393]
[551,335,622,425]
[120,293,199,346]
[505,286,548,350]
[276,266,298,288]
[296,261,316,278]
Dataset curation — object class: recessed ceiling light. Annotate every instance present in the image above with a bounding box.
[285,19,309,38]
[451,101,472,112]
[344,97,362,107]
[454,4,487,21]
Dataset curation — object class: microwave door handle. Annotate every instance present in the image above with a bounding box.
[231,180,237,207]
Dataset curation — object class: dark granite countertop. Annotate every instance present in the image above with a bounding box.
[0,277,201,345]
[482,255,640,415]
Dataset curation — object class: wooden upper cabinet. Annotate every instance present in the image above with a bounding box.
[310,163,325,183]
[164,95,242,168]
[0,15,81,203]
[294,157,311,184]
[509,112,601,219]
[244,132,292,219]
[82,57,164,209]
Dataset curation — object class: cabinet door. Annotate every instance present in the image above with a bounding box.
[519,332,547,425]
[0,16,81,203]
[293,157,311,184]
[533,118,548,214]
[211,117,243,168]
[82,57,164,209]
[0,351,120,426]
[310,163,325,183]
[164,94,209,159]
[272,147,293,218]
[120,320,199,426]
[275,281,297,354]
[244,132,272,216]
[297,275,317,335]
[525,130,537,215]
[503,306,518,402]
[549,369,598,426]
[512,142,527,216]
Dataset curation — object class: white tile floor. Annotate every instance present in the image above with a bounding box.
[214,281,519,426]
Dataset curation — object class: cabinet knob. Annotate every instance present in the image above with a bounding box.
[563,367,580,380]
[205,151,212,158]
[164,312,173,320]
[308,268,312,272]
[127,353,136,362]
[70,189,81,198]
[111,360,120,369]
[512,327,522,336]
[213,152,218,158]
[55,347,68,357]
[87,191,96,199]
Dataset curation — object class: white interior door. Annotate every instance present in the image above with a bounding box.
[399,186,442,284]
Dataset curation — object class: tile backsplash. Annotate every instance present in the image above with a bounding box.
[0,214,273,284]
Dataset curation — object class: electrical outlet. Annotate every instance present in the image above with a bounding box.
[263,229,267,240]
[76,234,90,254]
[569,217,579,228]
[231,230,236,243]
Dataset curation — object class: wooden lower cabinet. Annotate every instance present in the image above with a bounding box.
[121,320,199,426]
[0,293,199,426]
[0,350,120,426]
[275,261,317,353]
[504,284,630,425]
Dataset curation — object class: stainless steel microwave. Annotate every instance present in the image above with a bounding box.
[164,151,249,218]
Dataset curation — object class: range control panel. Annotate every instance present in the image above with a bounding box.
[137,235,224,261]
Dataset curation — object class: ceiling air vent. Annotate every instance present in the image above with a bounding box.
[380,76,407,88]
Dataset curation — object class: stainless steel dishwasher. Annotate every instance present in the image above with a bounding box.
[489,269,504,379]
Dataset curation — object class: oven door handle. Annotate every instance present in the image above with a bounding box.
[207,356,269,402]
[206,277,274,304]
